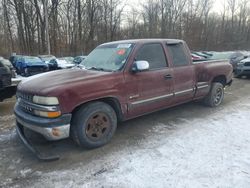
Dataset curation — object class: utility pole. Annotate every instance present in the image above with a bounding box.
[44,0,51,54]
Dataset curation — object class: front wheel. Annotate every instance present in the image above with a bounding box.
[203,82,224,107]
[24,68,30,77]
[234,73,242,78]
[71,102,117,149]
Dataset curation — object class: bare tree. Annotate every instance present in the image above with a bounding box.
[1,0,250,57]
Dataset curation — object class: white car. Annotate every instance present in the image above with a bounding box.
[53,59,75,69]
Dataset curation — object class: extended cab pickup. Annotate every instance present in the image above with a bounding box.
[14,39,233,160]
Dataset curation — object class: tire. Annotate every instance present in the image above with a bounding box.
[203,82,224,107]
[234,70,242,78]
[24,68,29,77]
[71,102,117,149]
[234,73,242,78]
[20,68,25,76]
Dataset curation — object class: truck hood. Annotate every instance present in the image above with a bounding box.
[18,68,110,95]
[240,57,250,63]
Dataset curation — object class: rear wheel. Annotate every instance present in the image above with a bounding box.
[71,102,117,148]
[203,82,224,107]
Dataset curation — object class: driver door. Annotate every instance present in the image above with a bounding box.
[126,43,174,117]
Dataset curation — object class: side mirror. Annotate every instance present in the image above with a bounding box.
[132,60,149,73]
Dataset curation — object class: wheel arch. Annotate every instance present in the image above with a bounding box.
[212,75,227,86]
[71,97,124,122]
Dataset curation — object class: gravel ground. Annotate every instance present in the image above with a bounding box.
[0,78,250,188]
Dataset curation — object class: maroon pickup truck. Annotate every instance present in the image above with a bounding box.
[15,39,233,160]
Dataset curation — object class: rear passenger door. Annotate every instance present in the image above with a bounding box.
[166,43,195,103]
[127,43,174,116]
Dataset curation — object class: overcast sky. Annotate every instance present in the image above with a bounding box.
[125,0,225,13]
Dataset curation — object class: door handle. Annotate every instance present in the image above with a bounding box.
[164,74,172,80]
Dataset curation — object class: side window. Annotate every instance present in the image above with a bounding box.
[167,43,189,66]
[136,43,167,70]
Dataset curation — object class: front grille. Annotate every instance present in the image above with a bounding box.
[244,62,250,66]
[16,91,60,118]
[18,99,34,114]
[16,92,33,103]
[16,92,34,114]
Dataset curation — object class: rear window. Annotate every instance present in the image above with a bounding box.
[167,43,189,66]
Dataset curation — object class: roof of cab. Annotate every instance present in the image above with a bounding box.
[100,39,184,46]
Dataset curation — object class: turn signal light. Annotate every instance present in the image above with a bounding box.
[47,111,61,118]
[34,110,61,118]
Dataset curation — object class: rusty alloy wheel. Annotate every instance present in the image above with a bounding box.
[214,87,223,105]
[85,112,111,141]
[71,101,117,148]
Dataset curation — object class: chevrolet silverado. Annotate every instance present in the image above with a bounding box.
[14,39,233,160]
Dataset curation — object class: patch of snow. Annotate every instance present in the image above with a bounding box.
[0,114,15,122]
[33,98,250,187]
[12,75,25,82]
[0,128,16,142]
[20,168,32,178]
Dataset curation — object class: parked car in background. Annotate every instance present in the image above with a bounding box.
[201,51,213,57]
[15,56,48,76]
[73,56,86,64]
[9,55,23,68]
[49,58,75,69]
[0,60,16,101]
[38,55,57,70]
[234,57,250,78]
[192,52,210,59]
[209,51,234,60]
[0,60,12,89]
[229,52,246,71]
[191,53,206,61]
[0,58,16,78]
[59,57,74,64]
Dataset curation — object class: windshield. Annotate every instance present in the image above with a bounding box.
[81,43,134,71]
[25,57,43,64]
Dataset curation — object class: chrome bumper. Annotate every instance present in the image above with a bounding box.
[14,104,72,141]
[16,116,70,140]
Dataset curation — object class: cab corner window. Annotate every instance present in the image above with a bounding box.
[167,43,189,67]
[136,43,168,70]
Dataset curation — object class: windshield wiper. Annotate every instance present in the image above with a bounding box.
[87,66,113,72]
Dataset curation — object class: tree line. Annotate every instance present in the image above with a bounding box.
[0,0,250,57]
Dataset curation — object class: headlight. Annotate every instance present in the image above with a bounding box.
[33,95,59,105]
[237,62,245,66]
